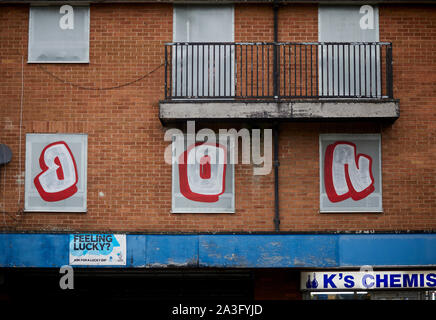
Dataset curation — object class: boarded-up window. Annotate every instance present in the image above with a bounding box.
[173,5,235,97]
[25,134,88,212]
[318,6,380,97]
[28,6,90,63]
[319,134,382,213]
[171,135,235,213]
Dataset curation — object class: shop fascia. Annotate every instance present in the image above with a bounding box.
[301,270,436,291]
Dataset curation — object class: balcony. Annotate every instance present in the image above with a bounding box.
[159,42,399,122]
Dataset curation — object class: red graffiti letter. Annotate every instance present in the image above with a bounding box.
[34,141,78,202]
[324,141,375,203]
[178,143,226,203]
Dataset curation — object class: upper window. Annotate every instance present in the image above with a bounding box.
[173,5,234,43]
[318,6,381,97]
[172,5,235,97]
[318,5,379,42]
[28,5,90,63]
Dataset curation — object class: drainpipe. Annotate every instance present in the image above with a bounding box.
[273,123,280,232]
[273,1,280,232]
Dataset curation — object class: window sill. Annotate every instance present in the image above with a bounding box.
[27,60,90,64]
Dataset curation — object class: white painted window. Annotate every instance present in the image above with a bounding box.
[318,6,380,97]
[319,134,382,213]
[173,5,235,97]
[28,6,90,63]
[25,134,88,212]
[171,135,235,213]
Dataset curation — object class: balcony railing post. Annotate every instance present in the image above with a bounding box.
[164,45,168,99]
[386,43,394,98]
[273,1,279,99]
[273,44,279,98]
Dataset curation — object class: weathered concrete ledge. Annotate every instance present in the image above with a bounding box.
[159,100,400,122]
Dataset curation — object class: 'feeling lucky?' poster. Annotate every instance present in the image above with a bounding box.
[69,234,126,266]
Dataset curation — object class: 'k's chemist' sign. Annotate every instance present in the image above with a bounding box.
[69,234,126,266]
[301,271,436,290]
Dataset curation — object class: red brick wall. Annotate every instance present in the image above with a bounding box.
[235,4,318,42]
[235,4,274,42]
[0,4,435,232]
[278,4,318,42]
[378,5,436,228]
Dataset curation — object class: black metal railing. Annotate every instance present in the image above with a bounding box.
[164,42,393,100]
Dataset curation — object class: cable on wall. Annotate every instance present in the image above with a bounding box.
[17,55,24,212]
[37,63,164,91]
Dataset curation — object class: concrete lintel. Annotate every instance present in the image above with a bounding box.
[159,100,400,122]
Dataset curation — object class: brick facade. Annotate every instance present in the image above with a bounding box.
[0,3,435,233]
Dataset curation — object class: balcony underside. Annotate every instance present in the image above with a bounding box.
[159,99,399,123]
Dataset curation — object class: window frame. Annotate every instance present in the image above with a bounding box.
[317,5,381,97]
[172,5,236,98]
[318,5,380,43]
[319,133,383,213]
[28,5,90,64]
[171,135,235,214]
[24,133,88,213]
[173,4,235,43]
